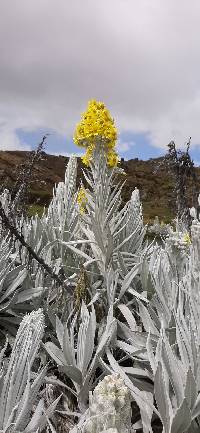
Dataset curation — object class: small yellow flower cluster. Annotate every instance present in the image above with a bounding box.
[183,232,191,245]
[77,186,88,214]
[107,150,119,168]
[73,100,119,167]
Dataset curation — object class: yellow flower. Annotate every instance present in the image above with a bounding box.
[81,142,95,166]
[81,154,90,167]
[183,232,191,245]
[107,150,120,168]
[73,100,118,167]
[77,186,88,214]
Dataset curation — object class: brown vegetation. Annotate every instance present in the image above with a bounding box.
[0,150,200,222]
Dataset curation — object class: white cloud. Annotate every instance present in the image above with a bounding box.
[0,125,31,151]
[117,140,136,153]
[1,0,200,151]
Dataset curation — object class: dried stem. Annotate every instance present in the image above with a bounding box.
[0,200,67,288]
[157,138,199,229]
[10,135,48,219]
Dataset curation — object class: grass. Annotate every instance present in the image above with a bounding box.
[29,189,52,205]
[143,203,173,224]
[27,204,47,218]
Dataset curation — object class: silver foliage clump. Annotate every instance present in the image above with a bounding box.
[45,302,117,412]
[0,309,59,433]
[2,148,200,433]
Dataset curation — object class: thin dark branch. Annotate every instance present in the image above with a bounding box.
[10,135,48,219]
[155,138,199,229]
[0,201,67,288]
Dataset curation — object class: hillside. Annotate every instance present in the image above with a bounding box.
[0,150,200,222]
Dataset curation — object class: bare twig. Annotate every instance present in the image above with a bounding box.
[155,138,199,229]
[10,135,48,219]
[0,200,67,288]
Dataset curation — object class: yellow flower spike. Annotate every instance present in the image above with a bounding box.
[77,186,88,214]
[73,100,119,167]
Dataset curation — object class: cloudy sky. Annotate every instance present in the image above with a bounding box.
[1,0,200,162]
